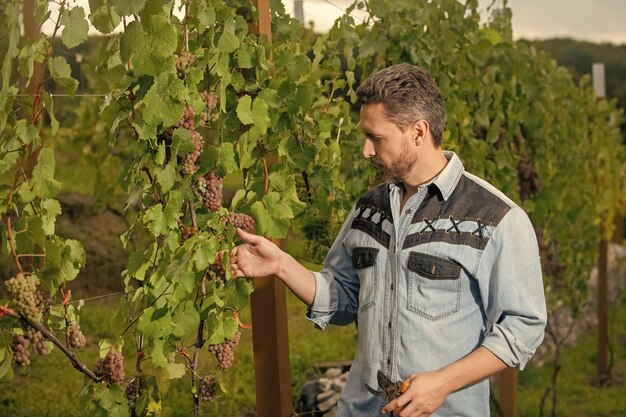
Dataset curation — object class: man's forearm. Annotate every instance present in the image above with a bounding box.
[275,251,317,306]
[438,346,508,394]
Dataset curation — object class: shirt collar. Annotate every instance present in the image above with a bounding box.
[432,151,464,201]
[389,151,464,202]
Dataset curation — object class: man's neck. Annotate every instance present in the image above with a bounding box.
[402,149,448,199]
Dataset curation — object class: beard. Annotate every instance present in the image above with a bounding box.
[372,147,417,184]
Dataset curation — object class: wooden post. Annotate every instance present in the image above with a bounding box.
[499,368,519,417]
[249,1,294,416]
[592,63,610,384]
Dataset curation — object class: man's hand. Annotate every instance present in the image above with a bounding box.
[380,371,448,417]
[230,228,285,278]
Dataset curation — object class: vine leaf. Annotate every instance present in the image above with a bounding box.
[31,147,62,199]
[40,199,62,236]
[88,0,121,35]
[217,19,240,53]
[143,202,179,236]
[49,56,78,96]
[120,16,177,76]
[141,72,187,130]
[42,237,86,288]
[60,7,89,49]
[206,313,238,345]
[171,301,200,338]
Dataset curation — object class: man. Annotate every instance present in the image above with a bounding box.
[230,64,547,416]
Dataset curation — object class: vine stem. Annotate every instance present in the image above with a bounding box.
[262,157,269,195]
[6,173,23,274]
[142,165,162,203]
[1,308,101,382]
[191,319,205,417]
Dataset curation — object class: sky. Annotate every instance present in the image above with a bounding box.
[42,0,626,45]
[283,0,626,44]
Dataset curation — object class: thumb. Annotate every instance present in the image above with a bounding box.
[236,227,261,244]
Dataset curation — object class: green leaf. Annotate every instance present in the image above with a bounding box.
[60,7,89,49]
[171,127,193,157]
[223,279,253,310]
[236,95,253,125]
[40,199,62,236]
[127,248,152,281]
[120,16,177,76]
[14,120,40,146]
[249,97,270,138]
[49,56,78,96]
[206,313,239,345]
[88,0,121,34]
[217,19,240,53]
[40,91,59,135]
[137,306,175,340]
[217,142,238,174]
[143,203,179,236]
[42,237,86,288]
[30,148,62,198]
[113,0,146,15]
[165,362,186,379]
[141,72,187,129]
[172,301,200,338]
[156,163,176,194]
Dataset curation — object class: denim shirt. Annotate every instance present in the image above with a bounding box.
[307,152,547,417]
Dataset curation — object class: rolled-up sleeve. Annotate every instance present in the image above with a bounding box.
[306,208,361,330]
[477,206,547,370]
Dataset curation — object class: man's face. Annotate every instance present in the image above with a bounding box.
[360,103,417,184]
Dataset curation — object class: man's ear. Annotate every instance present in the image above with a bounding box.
[413,119,429,145]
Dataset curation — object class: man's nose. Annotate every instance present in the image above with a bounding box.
[362,138,375,158]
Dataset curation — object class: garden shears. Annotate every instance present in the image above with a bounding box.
[365,370,411,413]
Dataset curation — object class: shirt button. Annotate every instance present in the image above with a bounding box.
[387,358,391,365]
[405,209,412,214]
[390,283,394,291]
[388,321,392,328]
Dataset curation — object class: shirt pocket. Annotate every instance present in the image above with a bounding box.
[351,247,379,312]
[406,252,461,320]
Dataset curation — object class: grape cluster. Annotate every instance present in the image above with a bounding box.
[199,376,217,401]
[5,273,40,321]
[207,251,227,282]
[182,130,204,175]
[176,105,197,130]
[27,328,51,356]
[196,171,223,212]
[517,152,541,200]
[175,51,196,75]
[124,378,143,407]
[11,334,30,366]
[69,325,87,349]
[200,90,219,124]
[228,213,255,233]
[208,331,241,372]
[34,289,53,310]
[93,349,125,385]
[180,225,199,241]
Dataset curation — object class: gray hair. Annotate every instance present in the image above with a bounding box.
[356,64,446,147]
